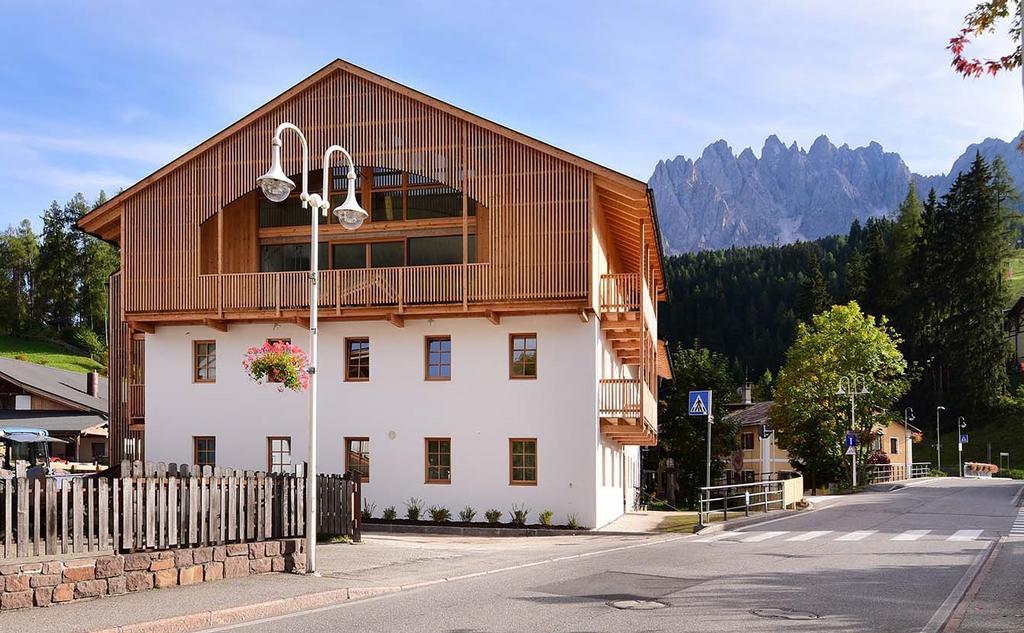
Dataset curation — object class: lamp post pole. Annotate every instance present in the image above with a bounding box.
[935,406,946,473]
[957,416,966,477]
[903,407,914,480]
[257,123,367,574]
[838,375,868,487]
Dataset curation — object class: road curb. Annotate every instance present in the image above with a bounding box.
[88,586,400,633]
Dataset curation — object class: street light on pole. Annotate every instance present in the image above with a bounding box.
[935,406,946,473]
[957,416,966,477]
[837,375,868,487]
[904,407,914,480]
[257,123,367,574]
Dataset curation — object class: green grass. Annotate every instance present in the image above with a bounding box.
[1006,250,1024,307]
[656,513,721,533]
[0,335,105,374]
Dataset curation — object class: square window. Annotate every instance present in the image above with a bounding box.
[193,341,216,383]
[346,437,369,482]
[509,439,537,485]
[345,338,370,381]
[194,437,216,468]
[509,334,537,379]
[425,336,451,380]
[425,438,451,484]
[268,436,291,473]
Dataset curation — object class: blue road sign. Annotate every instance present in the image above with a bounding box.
[688,390,711,416]
[845,432,858,448]
[960,434,969,444]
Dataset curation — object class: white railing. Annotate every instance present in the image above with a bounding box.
[698,479,786,527]
[865,463,907,485]
[911,462,931,479]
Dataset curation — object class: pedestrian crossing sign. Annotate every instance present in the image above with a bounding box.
[688,390,711,416]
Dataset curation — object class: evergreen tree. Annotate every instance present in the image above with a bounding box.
[35,197,83,332]
[844,248,868,303]
[887,183,925,316]
[799,249,830,319]
[0,220,39,334]
[77,191,120,334]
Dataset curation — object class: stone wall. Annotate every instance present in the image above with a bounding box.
[0,538,305,611]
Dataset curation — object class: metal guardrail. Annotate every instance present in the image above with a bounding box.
[910,462,931,479]
[866,462,932,485]
[697,480,785,527]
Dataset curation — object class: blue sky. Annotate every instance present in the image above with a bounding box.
[0,1,1019,228]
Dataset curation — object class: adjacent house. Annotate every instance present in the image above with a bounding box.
[0,357,109,464]
[77,59,667,528]
[724,387,918,483]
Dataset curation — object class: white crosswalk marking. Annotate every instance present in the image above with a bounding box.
[835,530,877,541]
[893,529,931,541]
[947,530,983,541]
[694,532,737,543]
[741,531,788,543]
[1012,507,1024,535]
[786,531,832,541]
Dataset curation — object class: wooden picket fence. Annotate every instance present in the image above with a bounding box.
[0,461,360,561]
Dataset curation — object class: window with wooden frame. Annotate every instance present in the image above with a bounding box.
[194,436,216,468]
[741,432,754,451]
[509,334,538,379]
[425,438,451,484]
[267,436,291,473]
[345,338,370,381]
[345,437,370,482]
[193,341,217,383]
[509,438,537,485]
[425,336,452,380]
[890,437,899,455]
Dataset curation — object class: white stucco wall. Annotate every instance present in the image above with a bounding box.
[144,314,613,527]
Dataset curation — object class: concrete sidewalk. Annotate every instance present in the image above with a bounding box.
[0,533,669,633]
[955,537,1024,632]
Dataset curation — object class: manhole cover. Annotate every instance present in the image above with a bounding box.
[610,600,668,610]
[751,607,820,620]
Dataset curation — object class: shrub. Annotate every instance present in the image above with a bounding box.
[14,353,29,362]
[509,504,530,526]
[484,509,502,524]
[361,501,376,520]
[459,506,477,522]
[538,510,554,526]
[929,469,948,477]
[382,506,397,521]
[405,497,424,521]
[428,506,451,523]
[64,326,105,357]
[566,514,580,529]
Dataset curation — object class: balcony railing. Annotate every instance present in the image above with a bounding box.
[195,263,495,315]
[599,273,641,313]
[599,378,642,418]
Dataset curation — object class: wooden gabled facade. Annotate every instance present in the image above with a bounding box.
[79,59,666,463]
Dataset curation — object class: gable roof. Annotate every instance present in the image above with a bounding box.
[79,59,651,234]
[725,401,773,427]
[0,358,107,415]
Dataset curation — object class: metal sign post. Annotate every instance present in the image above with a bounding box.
[845,432,858,487]
[689,391,713,489]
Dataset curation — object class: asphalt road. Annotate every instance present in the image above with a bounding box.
[203,478,1023,633]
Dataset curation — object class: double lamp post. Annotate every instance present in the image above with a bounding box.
[256,123,369,574]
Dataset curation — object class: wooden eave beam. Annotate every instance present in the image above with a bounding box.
[386,313,405,328]
[204,319,228,332]
[485,310,501,326]
[128,321,155,334]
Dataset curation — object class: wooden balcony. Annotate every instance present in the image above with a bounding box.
[599,273,643,365]
[598,378,657,446]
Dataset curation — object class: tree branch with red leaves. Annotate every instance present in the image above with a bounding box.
[949,0,1022,77]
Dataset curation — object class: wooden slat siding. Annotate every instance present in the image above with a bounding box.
[98,478,109,551]
[107,274,145,465]
[46,478,58,555]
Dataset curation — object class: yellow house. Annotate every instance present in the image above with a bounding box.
[724,396,919,484]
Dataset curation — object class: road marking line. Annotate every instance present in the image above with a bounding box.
[741,531,788,542]
[947,530,983,541]
[693,532,737,543]
[786,530,832,541]
[1012,508,1024,535]
[893,529,931,541]
[835,530,876,541]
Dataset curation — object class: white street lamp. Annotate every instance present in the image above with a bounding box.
[903,407,914,480]
[957,416,966,477]
[935,406,946,473]
[837,375,868,487]
[257,122,367,574]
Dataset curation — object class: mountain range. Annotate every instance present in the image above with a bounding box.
[649,132,1024,253]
